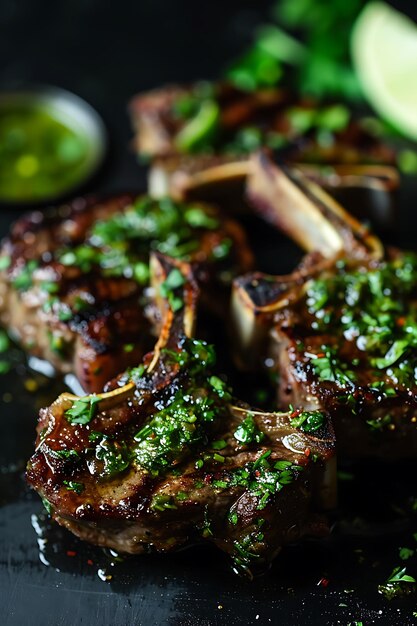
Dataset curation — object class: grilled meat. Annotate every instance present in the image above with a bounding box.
[233,154,417,459]
[0,193,252,392]
[129,82,398,214]
[26,253,336,578]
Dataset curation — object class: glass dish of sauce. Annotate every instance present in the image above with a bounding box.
[0,87,106,204]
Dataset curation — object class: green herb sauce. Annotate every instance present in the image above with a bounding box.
[233,414,265,444]
[290,253,417,432]
[55,196,227,287]
[133,340,231,476]
[0,106,90,202]
[302,254,417,401]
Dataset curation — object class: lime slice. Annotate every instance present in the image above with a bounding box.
[352,2,417,139]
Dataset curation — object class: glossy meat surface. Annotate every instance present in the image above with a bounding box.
[0,193,253,392]
[27,254,335,577]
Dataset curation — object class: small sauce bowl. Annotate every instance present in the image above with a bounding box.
[0,86,106,206]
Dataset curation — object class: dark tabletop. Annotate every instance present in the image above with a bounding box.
[2,2,417,625]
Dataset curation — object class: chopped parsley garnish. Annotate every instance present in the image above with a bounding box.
[366,414,392,432]
[129,364,146,383]
[290,410,326,433]
[297,254,417,433]
[399,547,415,561]
[175,99,220,153]
[82,195,225,273]
[0,256,11,271]
[40,280,59,294]
[0,330,10,375]
[94,435,131,478]
[11,260,38,291]
[304,255,417,394]
[211,439,227,450]
[232,533,261,572]
[211,451,301,511]
[62,480,84,494]
[53,449,80,461]
[41,497,52,514]
[184,207,219,230]
[133,385,227,475]
[160,268,185,292]
[133,339,230,476]
[65,395,100,425]
[209,375,230,399]
[378,566,416,600]
[310,348,355,387]
[0,360,10,374]
[233,414,265,444]
[160,268,185,312]
[0,330,10,352]
[150,494,178,512]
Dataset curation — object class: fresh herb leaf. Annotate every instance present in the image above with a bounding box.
[160,268,185,312]
[366,414,392,432]
[65,396,100,425]
[290,410,326,432]
[95,436,131,478]
[41,497,52,514]
[12,260,38,291]
[211,439,227,450]
[133,339,228,476]
[62,480,84,494]
[0,360,10,374]
[175,99,220,153]
[399,547,415,561]
[378,566,416,600]
[0,330,10,352]
[234,415,265,444]
[150,494,178,512]
[53,449,80,461]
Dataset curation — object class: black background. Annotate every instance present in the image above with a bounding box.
[1,2,417,625]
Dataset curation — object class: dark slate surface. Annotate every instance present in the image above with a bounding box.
[1,2,417,625]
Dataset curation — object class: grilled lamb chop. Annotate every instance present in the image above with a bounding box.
[129,82,398,219]
[232,154,417,459]
[0,193,252,392]
[26,253,336,578]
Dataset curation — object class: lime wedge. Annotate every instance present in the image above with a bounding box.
[352,2,417,139]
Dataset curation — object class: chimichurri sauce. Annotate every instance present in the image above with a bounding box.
[0,106,89,202]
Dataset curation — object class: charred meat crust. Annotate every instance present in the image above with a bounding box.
[0,193,253,392]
